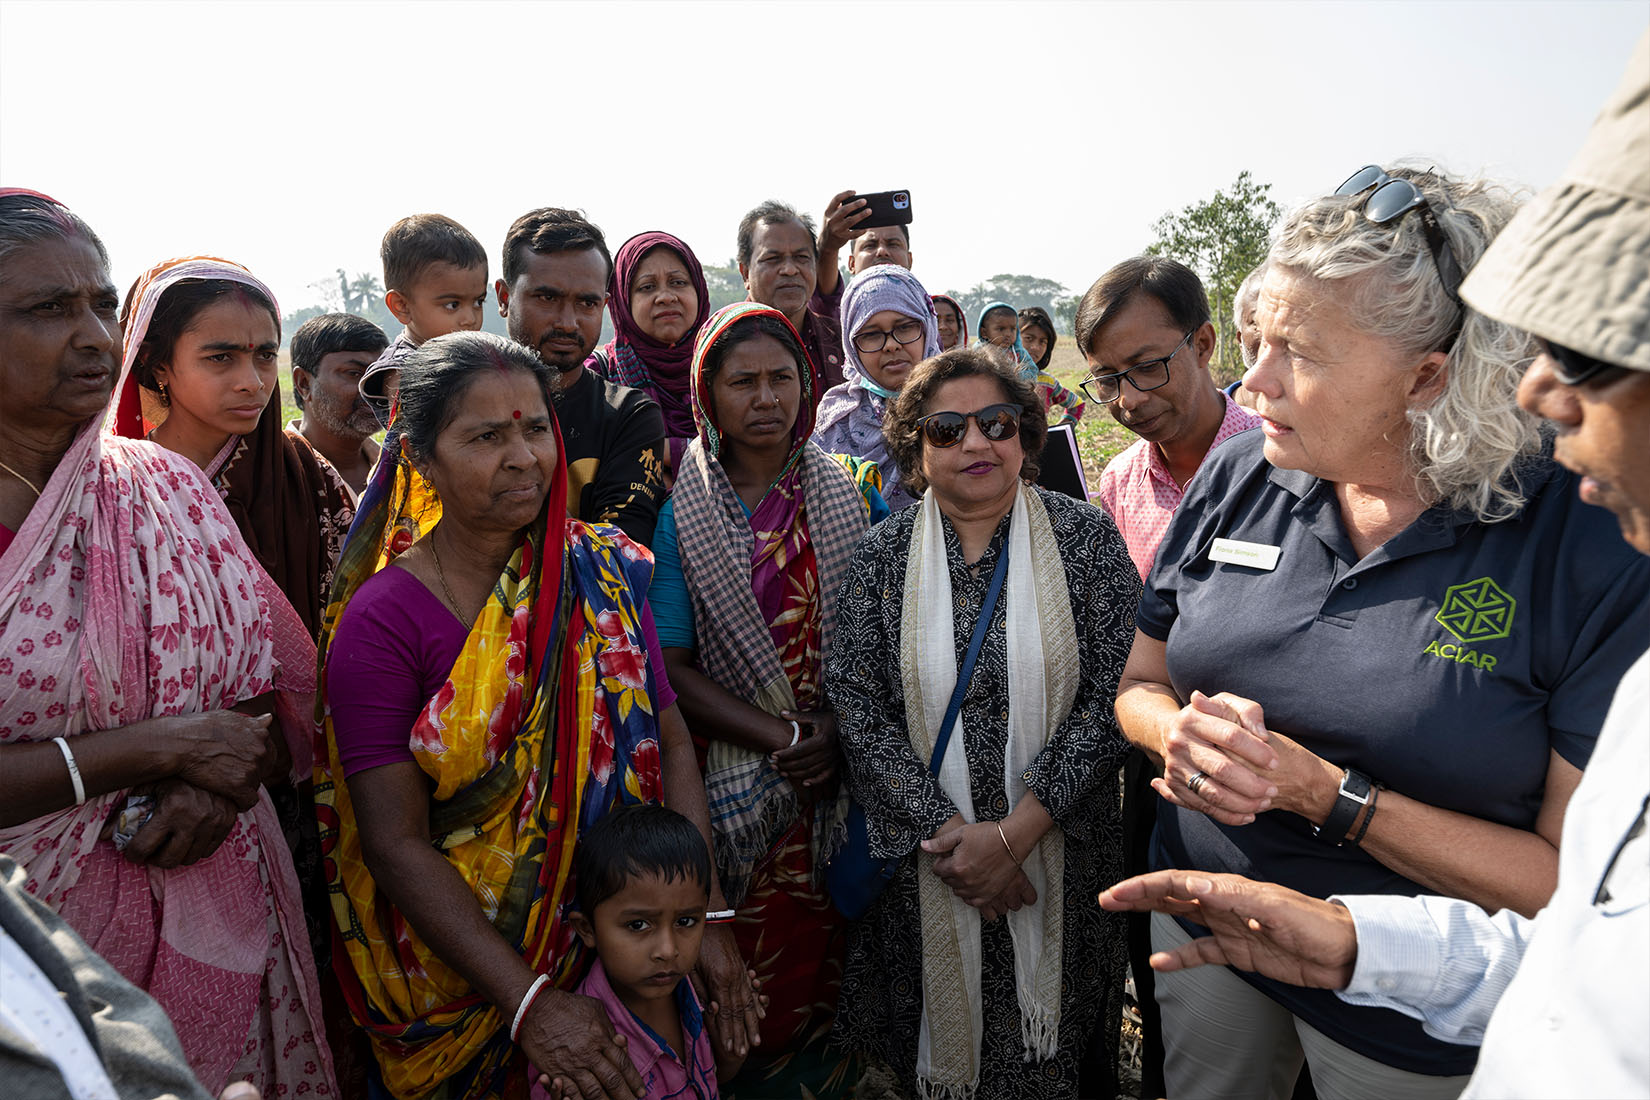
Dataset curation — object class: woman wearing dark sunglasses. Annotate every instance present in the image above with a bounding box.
[826,348,1140,1100]
[1115,167,1650,1098]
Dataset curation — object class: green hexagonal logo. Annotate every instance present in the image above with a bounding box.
[1435,576,1516,644]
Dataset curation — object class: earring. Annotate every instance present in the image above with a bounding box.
[157,381,170,407]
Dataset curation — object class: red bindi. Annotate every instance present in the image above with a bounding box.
[513,409,521,419]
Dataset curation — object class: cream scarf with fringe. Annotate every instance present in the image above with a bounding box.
[901,484,1077,1100]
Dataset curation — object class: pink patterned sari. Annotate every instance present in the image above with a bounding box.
[0,420,336,1094]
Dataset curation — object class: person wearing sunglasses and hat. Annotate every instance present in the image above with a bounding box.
[1107,149,1650,1095]
[1101,32,1650,1100]
[826,348,1140,1100]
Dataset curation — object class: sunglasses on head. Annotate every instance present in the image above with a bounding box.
[917,403,1023,448]
[1335,165,1466,307]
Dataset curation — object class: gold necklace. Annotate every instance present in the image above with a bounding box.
[430,533,464,618]
[0,458,42,497]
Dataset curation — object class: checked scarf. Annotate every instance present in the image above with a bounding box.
[673,302,877,903]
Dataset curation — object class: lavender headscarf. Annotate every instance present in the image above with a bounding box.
[814,264,940,511]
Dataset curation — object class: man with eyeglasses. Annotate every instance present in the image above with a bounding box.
[1078,256,1262,580]
[1100,34,1650,1099]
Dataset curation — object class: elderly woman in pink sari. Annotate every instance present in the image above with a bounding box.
[0,190,336,1095]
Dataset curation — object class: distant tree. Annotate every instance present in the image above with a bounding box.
[1145,170,1281,383]
[704,261,749,313]
[944,274,1076,337]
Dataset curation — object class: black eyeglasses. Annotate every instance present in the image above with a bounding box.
[1335,165,1466,303]
[917,403,1022,448]
[1080,330,1194,405]
[852,318,926,354]
[1539,338,1627,388]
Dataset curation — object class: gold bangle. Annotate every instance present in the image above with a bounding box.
[996,821,1022,865]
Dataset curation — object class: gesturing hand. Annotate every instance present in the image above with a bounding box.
[773,710,840,798]
[693,923,766,1059]
[121,779,239,868]
[521,987,645,1100]
[172,709,278,811]
[1098,870,1359,990]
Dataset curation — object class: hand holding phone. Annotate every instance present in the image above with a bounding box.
[856,189,913,230]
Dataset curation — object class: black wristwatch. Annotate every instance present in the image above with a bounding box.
[1312,768,1374,846]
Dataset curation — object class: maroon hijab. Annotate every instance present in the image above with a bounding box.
[606,231,711,438]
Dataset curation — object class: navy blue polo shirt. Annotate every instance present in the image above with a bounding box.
[1139,428,1650,1074]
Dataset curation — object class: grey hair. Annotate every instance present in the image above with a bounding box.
[0,192,110,269]
[1234,260,1268,367]
[1268,167,1541,523]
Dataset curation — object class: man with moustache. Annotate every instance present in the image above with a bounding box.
[737,196,869,390]
[1100,35,1650,1099]
[288,312,389,498]
[1079,256,1262,580]
[496,207,666,546]
[1074,255,1263,1100]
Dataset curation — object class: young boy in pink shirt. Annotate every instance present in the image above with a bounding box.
[534,804,747,1100]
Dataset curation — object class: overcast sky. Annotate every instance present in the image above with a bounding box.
[3,0,1643,316]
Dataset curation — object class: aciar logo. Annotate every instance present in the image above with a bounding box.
[1424,576,1515,671]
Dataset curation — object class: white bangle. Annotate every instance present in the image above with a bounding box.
[53,737,86,806]
[786,720,801,748]
[510,974,551,1043]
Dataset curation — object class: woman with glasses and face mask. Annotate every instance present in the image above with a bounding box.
[816,264,942,510]
[826,348,1140,1100]
[1115,167,1650,1098]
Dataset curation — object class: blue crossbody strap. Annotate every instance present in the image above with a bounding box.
[925,532,1011,777]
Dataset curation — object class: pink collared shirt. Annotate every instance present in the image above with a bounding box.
[532,958,718,1100]
[1097,393,1262,579]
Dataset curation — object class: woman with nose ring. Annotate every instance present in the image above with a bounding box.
[116,256,354,637]
[649,303,889,1098]
[114,257,358,1075]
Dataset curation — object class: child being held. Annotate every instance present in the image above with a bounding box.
[359,212,489,426]
[533,804,743,1100]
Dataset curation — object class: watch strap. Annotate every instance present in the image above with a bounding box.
[1314,768,1373,845]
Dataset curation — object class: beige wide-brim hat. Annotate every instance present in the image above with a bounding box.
[1461,30,1650,372]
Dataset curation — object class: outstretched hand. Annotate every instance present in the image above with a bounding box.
[1098,870,1359,990]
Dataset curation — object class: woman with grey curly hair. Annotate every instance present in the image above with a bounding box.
[1114,166,1650,1098]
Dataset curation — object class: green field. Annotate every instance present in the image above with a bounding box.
[1044,343,1136,489]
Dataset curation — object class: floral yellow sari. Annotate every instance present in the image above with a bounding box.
[315,424,664,1100]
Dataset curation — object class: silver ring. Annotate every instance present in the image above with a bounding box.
[1187,771,1209,797]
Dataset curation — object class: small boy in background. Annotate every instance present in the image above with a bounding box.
[359,213,489,427]
[533,804,737,1100]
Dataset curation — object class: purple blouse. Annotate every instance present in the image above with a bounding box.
[327,564,677,777]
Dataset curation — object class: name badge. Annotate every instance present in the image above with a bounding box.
[1209,537,1281,571]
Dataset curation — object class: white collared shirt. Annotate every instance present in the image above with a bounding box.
[1337,651,1650,1097]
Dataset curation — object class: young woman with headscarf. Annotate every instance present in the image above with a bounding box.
[113,256,358,1070]
[649,303,889,1098]
[592,230,713,488]
[815,263,942,511]
[933,294,969,352]
[976,301,1084,424]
